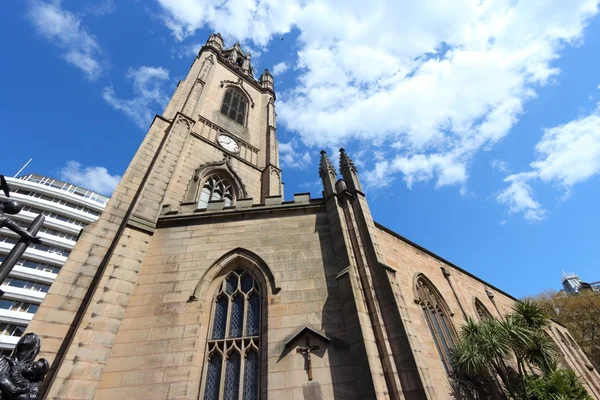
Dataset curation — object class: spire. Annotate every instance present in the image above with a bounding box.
[206,33,224,51]
[319,150,337,197]
[339,148,362,192]
[339,148,357,174]
[319,150,337,178]
[260,69,274,93]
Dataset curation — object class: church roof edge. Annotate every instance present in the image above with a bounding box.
[374,221,518,302]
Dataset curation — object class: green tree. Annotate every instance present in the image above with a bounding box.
[526,369,592,400]
[529,289,600,371]
[450,300,592,400]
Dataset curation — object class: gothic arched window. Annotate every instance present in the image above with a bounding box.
[474,298,493,321]
[221,88,247,125]
[199,175,235,208]
[415,275,457,374]
[202,269,261,400]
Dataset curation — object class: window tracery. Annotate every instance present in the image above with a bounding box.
[415,275,457,374]
[199,175,235,208]
[202,269,261,400]
[221,87,247,125]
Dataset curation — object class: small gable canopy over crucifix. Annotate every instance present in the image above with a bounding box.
[284,327,330,381]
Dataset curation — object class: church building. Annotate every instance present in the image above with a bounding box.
[27,33,600,400]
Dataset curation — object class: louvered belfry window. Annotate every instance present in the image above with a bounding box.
[199,175,234,208]
[415,275,457,374]
[221,88,247,125]
[202,269,260,400]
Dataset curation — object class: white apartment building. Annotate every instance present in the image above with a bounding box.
[0,174,107,353]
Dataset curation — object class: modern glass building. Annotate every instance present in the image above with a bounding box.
[561,270,600,295]
[0,174,107,353]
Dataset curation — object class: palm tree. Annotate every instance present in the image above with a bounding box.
[451,300,592,400]
[452,316,520,399]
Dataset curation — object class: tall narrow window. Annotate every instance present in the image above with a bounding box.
[221,88,247,125]
[415,275,457,374]
[557,329,592,376]
[199,175,235,208]
[202,269,261,400]
[545,331,568,368]
[474,298,493,321]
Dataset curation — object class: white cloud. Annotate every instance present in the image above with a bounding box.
[172,42,203,59]
[84,0,116,17]
[155,0,298,44]
[279,141,312,169]
[272,62,289,76]
[496,173,545,222]
[364,153,467,190]
[153,0,599,192]
[102,66,171,128]
[533,113,600,186]
[497,95,600,221]
[59,161,121,195]
[490,160,510,173]
[28,0,103,80]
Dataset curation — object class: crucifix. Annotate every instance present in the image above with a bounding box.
[296,336,319,381]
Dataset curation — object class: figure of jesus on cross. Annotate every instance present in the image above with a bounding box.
[296,336,320,381]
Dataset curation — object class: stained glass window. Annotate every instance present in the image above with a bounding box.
[224,351,241,400]
[415,275,457,374]
[247,294,259,337]
[229,295,244,338]
[243,350,258,400]
[221,88,247,125]
[202,269,261,400]
[198,175,234,208]
[212,296,228,340]
[204,350,222,400]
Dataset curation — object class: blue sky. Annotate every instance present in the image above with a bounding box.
[2,0,600,298]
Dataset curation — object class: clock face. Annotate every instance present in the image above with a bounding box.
[217,134,240,153]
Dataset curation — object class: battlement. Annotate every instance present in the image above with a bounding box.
[158,193,325,226]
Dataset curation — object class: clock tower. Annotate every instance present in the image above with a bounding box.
[160,33,282,207]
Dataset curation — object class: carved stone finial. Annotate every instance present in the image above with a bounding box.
[319,150,337,178]
[339,148,357,175]
[0,333,49,399]
[261,69,273,79]
[318,150,337,197]
[206,33,224,51]
[441,267,451,278]
[338,148,362,193]
[259,69,275,92]
[208,32,223,42]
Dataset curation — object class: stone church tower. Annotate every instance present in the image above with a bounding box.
[28,34,600,400]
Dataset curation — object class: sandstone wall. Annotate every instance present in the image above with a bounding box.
[94,204,357,400]
[376,224,600,398]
